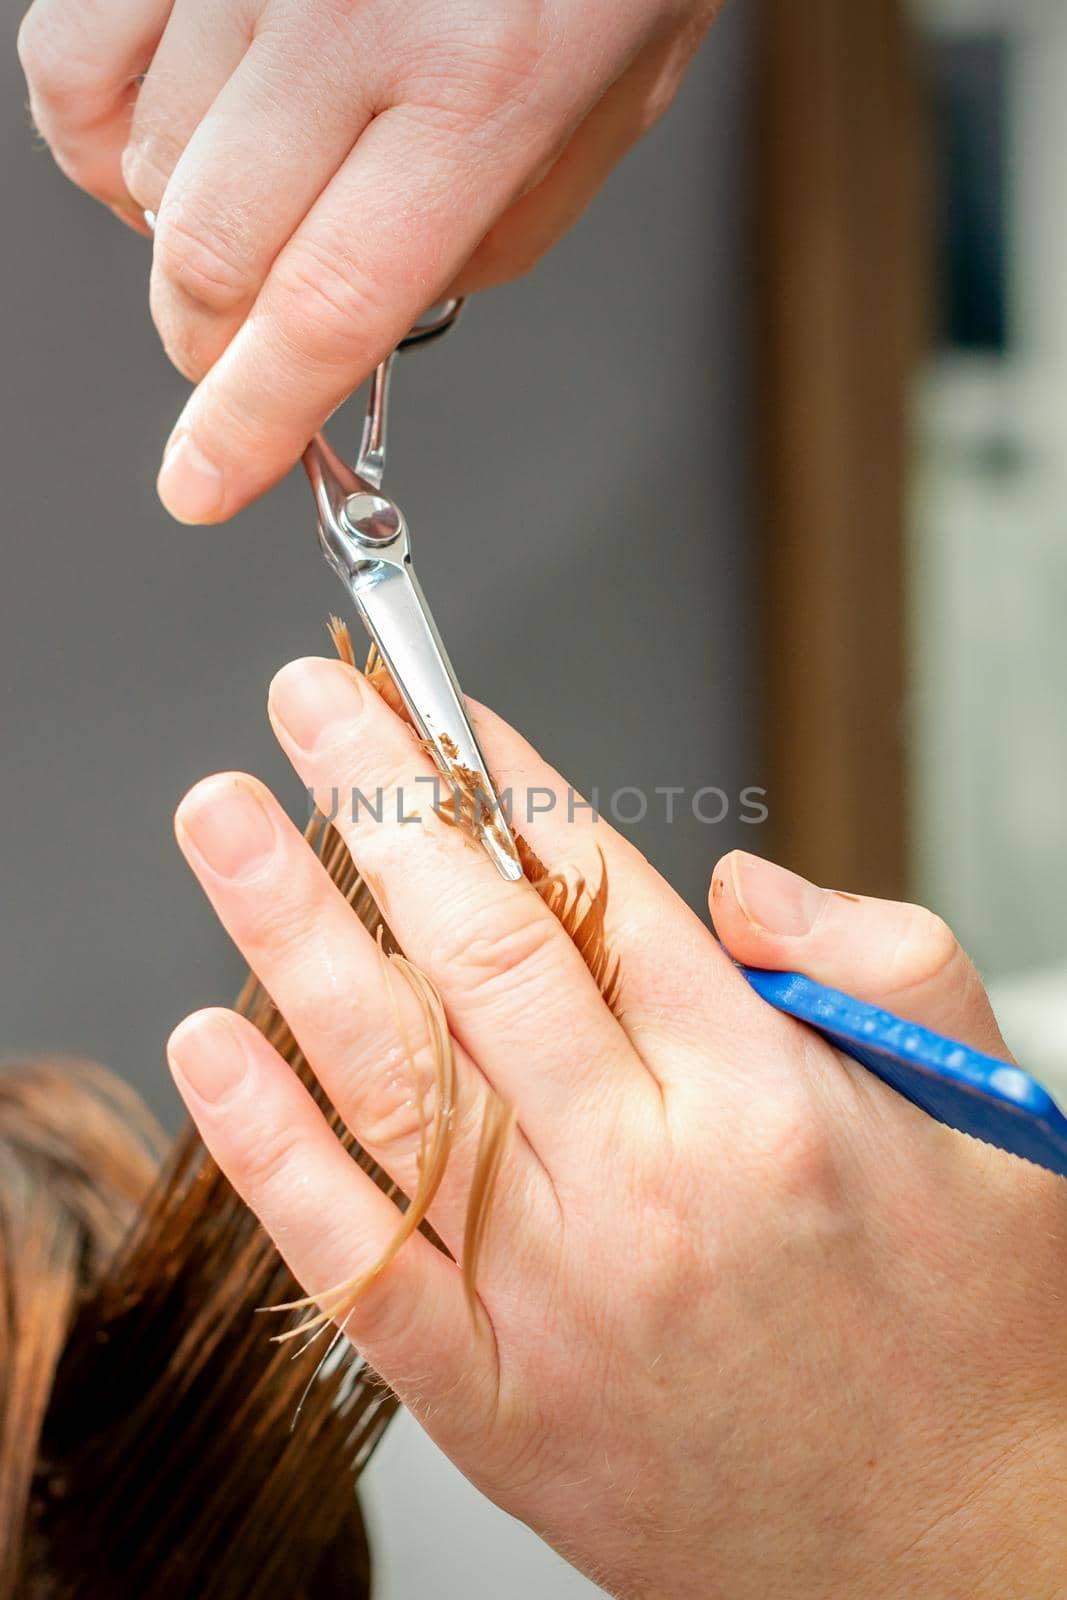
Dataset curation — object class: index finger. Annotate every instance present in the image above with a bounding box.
[155,101,553,524]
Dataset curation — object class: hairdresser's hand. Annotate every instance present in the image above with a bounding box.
[166,658,1067,1600]
[18,0,718,525]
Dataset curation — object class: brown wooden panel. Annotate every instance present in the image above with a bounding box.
[755,0,929,899]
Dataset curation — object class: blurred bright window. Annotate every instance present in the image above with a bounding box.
[909,0,1067,1087]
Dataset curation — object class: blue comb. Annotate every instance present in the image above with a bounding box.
[741,967,1067,1180]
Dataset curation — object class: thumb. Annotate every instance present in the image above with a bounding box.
[710,851,1011,1060]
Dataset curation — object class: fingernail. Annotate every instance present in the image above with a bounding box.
[157,428,225,524]
[168,1010,249,1104]
[176,776,277,880]
[269,658,363,754]
[729,852,831,937]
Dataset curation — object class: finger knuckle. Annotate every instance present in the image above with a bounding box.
[349,1027,448,1158]
[437,5,547,109]
[240,1120,311,1210]
[314,762,419,865]
[269,239,391,373]
[893,906,962,991]
[236,891,317,966]
[18,11,69,102]
[389,0,545,119]
[752,1089,843,1212]
[628,1205,707,1322]
[445,904,561,1008]
[19,14,112,121]
[153,197,255,319]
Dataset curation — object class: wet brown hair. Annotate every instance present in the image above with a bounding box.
[1,1048,384,1600]
[0,624,621,1597]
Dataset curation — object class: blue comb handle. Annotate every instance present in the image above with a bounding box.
[741,967,1067,1180]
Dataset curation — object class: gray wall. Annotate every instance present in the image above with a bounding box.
[2,6,753,1595]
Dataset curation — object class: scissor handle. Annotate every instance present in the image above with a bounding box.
[355,299,465,489]
[398,298,465,350]
[301,343,525,884]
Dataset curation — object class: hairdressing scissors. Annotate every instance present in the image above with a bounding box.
[141,214,519,882]
[302,301,523,883]
[741,966,1067,1179]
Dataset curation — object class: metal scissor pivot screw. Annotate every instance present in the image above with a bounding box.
[342,493,403,547]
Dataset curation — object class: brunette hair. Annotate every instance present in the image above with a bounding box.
[0,1045,385,1600]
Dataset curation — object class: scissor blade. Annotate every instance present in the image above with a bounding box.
[350,563,523,882]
